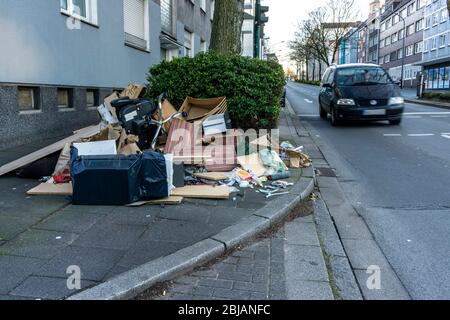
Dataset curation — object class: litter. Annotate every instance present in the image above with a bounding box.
[265,192,289,199]
[179,97,227,122]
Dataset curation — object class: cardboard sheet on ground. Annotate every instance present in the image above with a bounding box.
[127,196,184,207]
[0,124,101,176]
[27,182,73,196]
[193,172,229,181]
[237,153,266,177]
[171,185,230,199]
[73,140,117,156]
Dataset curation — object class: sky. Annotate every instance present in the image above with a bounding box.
[263,0,373,70]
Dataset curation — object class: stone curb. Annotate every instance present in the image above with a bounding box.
[67,111,316,300]
[404,98,450,110]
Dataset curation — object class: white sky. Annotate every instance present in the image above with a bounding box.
[263,0,372,69]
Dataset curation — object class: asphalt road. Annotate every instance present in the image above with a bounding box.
[287,81,450,300]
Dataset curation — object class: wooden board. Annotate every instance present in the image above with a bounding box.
[127,196,184,207]
[171,185,230,199]
[0,125,101,176]
[27,182,73,196]
[193,172,230,181]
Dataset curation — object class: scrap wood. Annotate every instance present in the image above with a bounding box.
[27,182,73,196]
[171,185,230,199]
[127,196,184,207]
[0,124,101,177]
[193,172,229,181]
[120,84,145,99]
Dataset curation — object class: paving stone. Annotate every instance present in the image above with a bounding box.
[9,276,97,300]
[252,273,268,284]
[117,240,187,269]
[103,264,130,280]
[0,216,33,241]
[174,276,200,286]
[197,278,233,289]
[192,286,215,297]
[140,219,212,243]
[285,222,320,247]
[71,223,146,251]
[34,212,99,234]
[0,255,46,294]
[213,263,237,273]
[172,284,195,294]
[250,292,268,300]
[35,246,125,281]
[222,256,239,265]
[61,205,115,216]
[329,256,363,300]
[213,288,251,300]
[156,204,211,223]
[233,281,267,293]
[218,272,252,282]
[287,280,334,300]
[105,207,158,226]
[191,269,219,279]
[2,229,78,259]
[284,245,329,282]
[342,239,392,270]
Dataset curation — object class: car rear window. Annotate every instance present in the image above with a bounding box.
[336,67,393,86]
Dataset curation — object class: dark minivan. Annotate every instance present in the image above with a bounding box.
[318,64,404,126]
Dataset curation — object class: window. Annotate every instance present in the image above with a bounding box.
[397,48,403,59]
[425,16,431,29]
[431,37,437,50]
[384,54,390,63]
[124,0,149,51]
[392,32,398,43]
[86,89,99,108]
[200,40,207,53]
[399,29,405,40]
[161,0,174,34]
[416,0,424,9]
[406,24,415,36]
[393,14,399,25]
[400,8,407,19]
[60,0,98,25]
[441,9,448,23]
[18,87,40,111]
[416,19,423,32]
[406,45,414,56]
[184,30,194,57]
[433,13,439,25]
[57,88,73,109]
[415,41,423,54]
[200,0,206,12]
[380,38,385,48]
[386,18,392,28]
[424,39,429,52]
[439,34,447,47]
[407,3,415,15]
[385,37,391,46]
[390,51,397,62]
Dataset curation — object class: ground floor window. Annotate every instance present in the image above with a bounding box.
[425,65,450,89]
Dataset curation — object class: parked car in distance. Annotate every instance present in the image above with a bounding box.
[318,64,404,126]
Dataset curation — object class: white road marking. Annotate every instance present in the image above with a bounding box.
[442,135,450,140]
[441,133,450,135]
[383,134,402,137]
[407,134,435,137]
[404,116,422,118]
[404,112,450,115]
[304,99,313,104]
[430,115,449,118]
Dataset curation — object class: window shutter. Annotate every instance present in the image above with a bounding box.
[124,0,145,40]
[161,0,173,34]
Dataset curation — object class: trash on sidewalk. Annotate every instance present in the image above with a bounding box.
[10,83,313,208]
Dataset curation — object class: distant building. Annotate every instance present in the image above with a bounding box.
[378,0,425,88]
[420,0,450,90]
[338,27,360,64]
[366,0,382,64]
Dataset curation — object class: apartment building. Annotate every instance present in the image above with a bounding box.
[366,0,383,64]
[378,0,425,87]
[242,0,255,57]
[0,0,214,150]
[338,27,360,64]
[420,0,450,90]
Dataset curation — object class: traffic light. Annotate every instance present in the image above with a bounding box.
[255,4,269,26]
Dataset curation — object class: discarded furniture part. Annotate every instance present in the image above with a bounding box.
[70,149,169,206]
[193,172,229,181]
[127,196,184,207]
[0,124,101,177]
[203,113,232,136]
[155,100,181,132]
[171,185,230,199]
[73,140,117,156]
[120,84,146,99]
[237,153,266,178]
[179,97,227,122]
[27,182,73,196]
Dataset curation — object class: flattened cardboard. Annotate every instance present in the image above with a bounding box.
[27,182,73,196]
[120,84,145,99]
[171,185,230,199]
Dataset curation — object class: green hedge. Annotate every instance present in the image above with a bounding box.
[295,79,321,86]
[422,91,450,101]
[146,52,286,129]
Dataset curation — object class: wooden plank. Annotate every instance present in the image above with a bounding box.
[127,196,184,207]
[193,172,230,181]
[171,185,230,199]
[0,125,101,176]
[27,182,73,196]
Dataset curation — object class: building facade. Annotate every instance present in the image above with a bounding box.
[378,0,425,87]
[421,0,450,90]
[0,0,214,150]
[366,0,382,64]
[338,27,360,64]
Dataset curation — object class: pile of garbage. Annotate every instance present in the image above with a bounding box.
[0,84,312,207]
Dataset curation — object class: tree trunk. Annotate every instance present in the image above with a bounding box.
[209,0,244,55]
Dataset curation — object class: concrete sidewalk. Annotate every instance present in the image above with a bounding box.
[0,108,314,300]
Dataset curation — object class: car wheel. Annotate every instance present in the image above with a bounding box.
[389,118,402,125]
[330,106,341,126]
